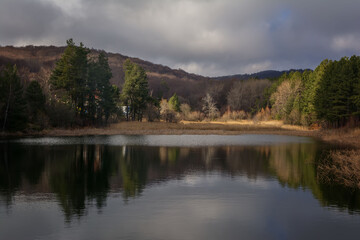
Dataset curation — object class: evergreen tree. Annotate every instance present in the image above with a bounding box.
[88,52,117,124]
[50,39,89,122]
[0,65,27,131]
[87,61,98,123]
[315,56,360,127]
[96,53,116,123]
[349,56,360,118]
[300,61,329,125]
[25,81,45,122]
[121,59,150,121]
[169,93,180,112]
[50,40,118,126]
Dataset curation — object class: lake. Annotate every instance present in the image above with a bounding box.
[1,134,360,240]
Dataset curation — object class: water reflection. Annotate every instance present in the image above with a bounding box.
[1,137,360,222]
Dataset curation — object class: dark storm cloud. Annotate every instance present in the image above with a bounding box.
[1,0,360,76]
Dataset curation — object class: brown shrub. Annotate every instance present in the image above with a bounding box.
[253,106,272,122]
[221,110,247,121]
[186,111,205,121]
[160,99,178,122]
[144,103,160,122]
[179,103,192,120]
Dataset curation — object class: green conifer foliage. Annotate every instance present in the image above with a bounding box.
[50,40,117,125]
[88,52,115,124]
[121,59,150,121]
[96,53,115,123]
[315,56,360,127]
[50,39,89,121]
[0,65,27,131]
[25,81,45,121]
[169,93,180,112]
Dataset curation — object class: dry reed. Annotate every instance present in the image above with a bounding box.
[318,149,360,189]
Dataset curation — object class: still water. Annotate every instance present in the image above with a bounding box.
[1,135,360,240]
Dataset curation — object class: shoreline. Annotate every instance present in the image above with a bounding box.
[1,120,359,148]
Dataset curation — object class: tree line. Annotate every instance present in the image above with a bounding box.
[0,39,121,131]
[157,55,360,127]
[266,56,360,127]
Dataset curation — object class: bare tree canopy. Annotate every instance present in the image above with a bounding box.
[227,79,271,112]
[202,93,219,119]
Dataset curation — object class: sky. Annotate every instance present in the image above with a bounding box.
[1,0,360,77]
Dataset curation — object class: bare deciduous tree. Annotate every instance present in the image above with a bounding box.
[180,103,191,120]
[202,93,219,119]
[227,79,271,112]
[270,79,302,120]
[160,99,177,122]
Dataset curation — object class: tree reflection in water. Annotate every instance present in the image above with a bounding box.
[0,140,360,222]
[48,145,117,221]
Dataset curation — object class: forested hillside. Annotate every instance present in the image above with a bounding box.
[0,45,301,110]
[1,42,359,131]
[0,45,213,108]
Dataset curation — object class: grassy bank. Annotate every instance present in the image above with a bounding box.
[1,120,311,138]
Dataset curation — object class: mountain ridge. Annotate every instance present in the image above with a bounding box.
[214,69,311,80]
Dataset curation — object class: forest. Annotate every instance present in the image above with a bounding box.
[266,57,360,128]
[0,39,360,132]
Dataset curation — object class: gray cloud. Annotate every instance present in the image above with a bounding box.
[1,0,360,76]
[0,0,63,43]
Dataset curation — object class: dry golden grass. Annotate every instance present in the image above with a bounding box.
[315,127,360,148]
[2,120,359,149]
[1,120,303,137]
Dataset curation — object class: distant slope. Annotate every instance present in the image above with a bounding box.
[214,69,310,81]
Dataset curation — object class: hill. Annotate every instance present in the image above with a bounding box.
[0,45,308,109]
[0,45,215,107]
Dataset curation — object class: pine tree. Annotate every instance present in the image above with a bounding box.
[96,53,116,123]
[300,60,329,125]
[352,61,360,117]
[88,52,116,124]
[50,39,89,122]
[87,61,98,123]
[25,80,45,122]
[315,56,360,127]
[169,93,180,112]
[121,59,150,121]
[0,65,27,131]
[349,56,360,119]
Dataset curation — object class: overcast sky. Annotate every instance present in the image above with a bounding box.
[1,0,360,76]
